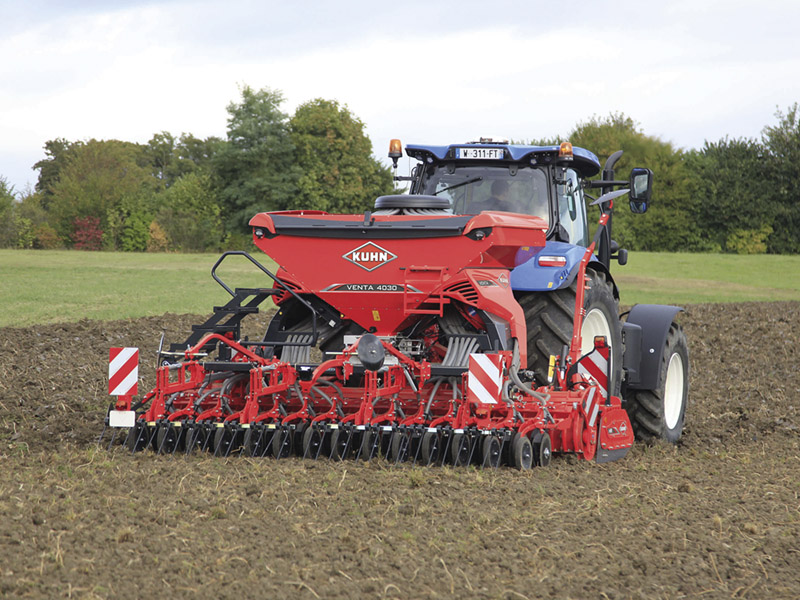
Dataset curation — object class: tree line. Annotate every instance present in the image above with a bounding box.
[1,88,798,254]
[0,87,394,252]
[540,107,800,254]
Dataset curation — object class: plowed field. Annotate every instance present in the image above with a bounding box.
[1,302,798,599]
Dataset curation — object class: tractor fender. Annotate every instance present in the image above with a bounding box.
[509,241,619,299]
[621,304,683,390]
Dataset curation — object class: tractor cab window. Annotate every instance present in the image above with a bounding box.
[420,165,550,225]
[556,169,589,246]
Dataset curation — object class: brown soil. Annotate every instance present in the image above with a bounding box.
[1,303,798,599]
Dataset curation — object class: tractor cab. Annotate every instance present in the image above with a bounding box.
[399,139,602,247]
[390,138,653,273]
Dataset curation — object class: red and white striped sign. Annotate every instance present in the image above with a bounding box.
[109,347,139,396]
[467,353,503,405]
[582,387,600,428]
[576,345,609,400]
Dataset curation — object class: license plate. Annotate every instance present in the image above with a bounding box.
[456,147,504,160]
[108,410,135,428]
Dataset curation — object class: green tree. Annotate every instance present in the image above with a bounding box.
[568,114,702,252]
[0,177,16,247]
[32,138,82,209]
[145,132,224,187]
[47,139,156,245]
[761,103,800,253]
[685,138,771,253]
[156,171,225,252]
[289,98,394,213]
[215,86,299,233]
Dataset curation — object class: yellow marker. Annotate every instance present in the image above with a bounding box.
[547,282,554,289]
[547,355,556,382]
[373,310,381,321]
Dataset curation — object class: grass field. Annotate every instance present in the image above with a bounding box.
[1,249,798,327]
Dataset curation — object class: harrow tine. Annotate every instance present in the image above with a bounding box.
[131,424,146,454]
[440,432,453,467]
[367,429,380,461]
[467,433,478,465]
[256,427,270,458]
[97,424,107,447]
[105,428,119,451]
[156,424,169,454]
[302,428,311,460]
[496,438,507,470]
[344,429,354,458]
[200,426,214,453]
[222,431,236,458]
[412,431,423,465]
[314,430,327,460]
[171,429,181,456]
[393,431,408,466]
[354,430,364,461]
[275,427,291,459]
[184,424,197,456]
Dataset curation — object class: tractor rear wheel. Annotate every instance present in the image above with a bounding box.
[516,268,622,394]
[625,323,689,443]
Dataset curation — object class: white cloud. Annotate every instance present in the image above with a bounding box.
[2,1,800,192]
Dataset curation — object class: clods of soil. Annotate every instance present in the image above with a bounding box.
[0,303,798,599]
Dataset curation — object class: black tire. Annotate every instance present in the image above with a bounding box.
[516,268,622,395]
[450,433,472,466]
[389,430,412,462]
[272,427,293,459]
[125,422,151,452]
[213,425,241,457]
[359,430,375,461]
[421,431,441,465]
[329,428,351,461]
[481,435,502,468]
[156,423,183,454]
[625,324,689,443]
[510,432,533,470]
[243,425,272,458]
[292,423,307,457]
[302,425,325,459]
[531,431,552,467]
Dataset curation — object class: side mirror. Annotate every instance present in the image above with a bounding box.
[629,168,653,214]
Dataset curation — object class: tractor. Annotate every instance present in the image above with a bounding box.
[102,137,689,469]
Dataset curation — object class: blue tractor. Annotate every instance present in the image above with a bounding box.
[380,138,689,442]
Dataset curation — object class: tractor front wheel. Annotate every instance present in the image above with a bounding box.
[625,323,689,443]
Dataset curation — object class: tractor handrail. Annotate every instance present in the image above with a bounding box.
[210,250,320,346]
[211,250,278,296]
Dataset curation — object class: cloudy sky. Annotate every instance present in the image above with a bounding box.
[2,0,800,194]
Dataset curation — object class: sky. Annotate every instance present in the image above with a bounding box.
[2,0,800,195]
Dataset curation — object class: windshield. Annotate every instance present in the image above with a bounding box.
[420,165,550,224]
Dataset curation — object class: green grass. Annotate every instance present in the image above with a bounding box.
[0,249,278,327]
[1,249,798,327]
[614,252,800,305]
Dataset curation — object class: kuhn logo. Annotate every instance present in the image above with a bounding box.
[343,242,397,271]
